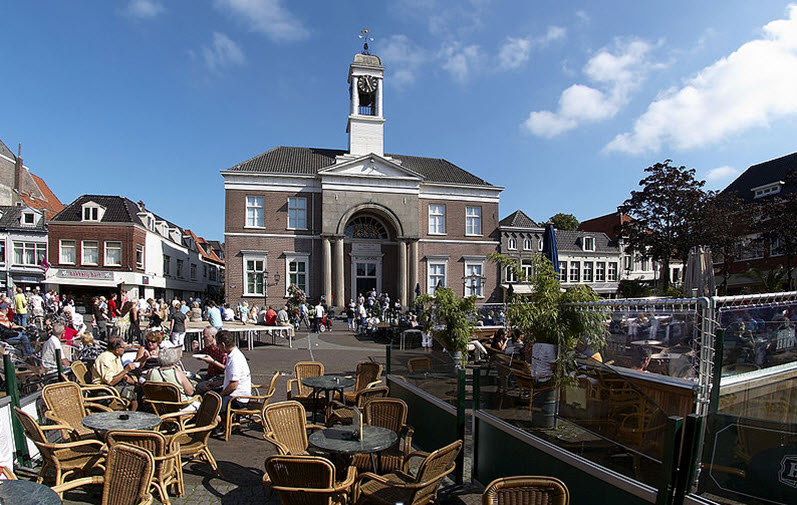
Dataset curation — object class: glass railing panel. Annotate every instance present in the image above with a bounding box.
[390,339,459,408]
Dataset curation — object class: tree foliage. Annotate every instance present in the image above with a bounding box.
[415,287,475,365]
[757,171,797,290]
[619,160,710,290]
[547,213,580,231]
[699,192,751,295]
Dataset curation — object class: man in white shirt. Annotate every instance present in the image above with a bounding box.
[313,302,325,333]
[41,322,70,372]
[217,330,251,424]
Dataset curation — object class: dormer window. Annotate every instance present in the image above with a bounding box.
[582,237,595,251]
[752,181,784,199]
[82,202,105,222]
[21,212,36,226]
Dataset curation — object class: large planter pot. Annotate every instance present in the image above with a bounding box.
[531,342,557,381]
[532,384,557,429]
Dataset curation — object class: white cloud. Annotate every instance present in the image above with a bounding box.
[202,32,246,72]
[213,0,308,42]
[523,39,658,137]
[575,10,590,24]
[124,0,164,19]
[441,43,483,83]
[398,0,492,38]
[705,165,741,188]
[541,26,567,45]
[379,35,427,87]
[606,5,797,154]
[498,26,566,71]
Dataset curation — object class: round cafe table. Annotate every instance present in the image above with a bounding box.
[302,375,355,423]
[0,479,61,505]
[82,411,161,437]
[309,424,398,473]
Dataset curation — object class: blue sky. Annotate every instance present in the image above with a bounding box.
[4,1,797,239]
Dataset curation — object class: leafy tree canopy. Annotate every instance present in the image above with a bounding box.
[547,213,580,231]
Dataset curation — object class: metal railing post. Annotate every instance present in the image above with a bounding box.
[656,416,684,505]
[472,365,481,482]
[385,344,391,376]
[709,330,724,414]
[3,354,30,466]
[55,348,63,378]
[454,367,466,484]
[674,413,704,505]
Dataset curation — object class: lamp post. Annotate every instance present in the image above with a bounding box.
[263,272,281,309]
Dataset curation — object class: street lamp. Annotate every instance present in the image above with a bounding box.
[263,271,281,309]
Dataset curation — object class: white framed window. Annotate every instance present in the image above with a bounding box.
[770,237,784,257]
[60,240,76,265]
[559,261,567,280]
[81,202,104,222]
[595,262,606,282]
[246,196,265,228]
[642,257,651,271]
[671,268,681,284]
[736,236,764,260]
[13,242,45,266]
[607,262,618,282]
[582,236,595,251]
[209,265,217,281]
[285,253,310,295]
[288,197,307,230]
[163,255,171,276]
[583,261,593,282]
[82,240,99,265]
[104,241,122,266]
[521,259,533,279]
[136,244,144,269]
[22,212,35,225]
[465,206,482,236]
[244,255,267,295]
[428,205,446,235]
[538,239,543,252]
[464,262,484,297]
[523,238,531,250]
[569,262,580,283]
[505,266,517,283]
[0,242,5,264]
[176,259,184,278]
[623,255,632,270]
[507,237,517,250]
[427,259,448,294]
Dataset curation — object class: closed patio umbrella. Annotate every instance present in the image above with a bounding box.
[685,246,715,297]
[542,224,560,276]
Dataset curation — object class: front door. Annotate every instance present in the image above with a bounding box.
[350,242,383,299]
[355,261,378,296]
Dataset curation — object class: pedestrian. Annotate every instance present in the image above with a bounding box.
[12,287,27,327]
[168,300,187,349]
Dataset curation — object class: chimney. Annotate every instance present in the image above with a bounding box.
[14,143,23,192]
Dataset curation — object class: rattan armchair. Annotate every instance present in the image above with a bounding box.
[342,361,383,405]
[42,381,113,440]
[225,370,280,441]
[1,466,17,479]
[142,381,201,431]
[354,440,462,505]
[52,443,155,505]
[164,392,222,476]
[352,397,413,474]
[107,430,183,505]
[287,361,324,409]
[326,386,388,426]
[71,361,130,410]
[262,400,325,455]
[13,406,106,494]
[265,455,357,505]
[482,476,570,505]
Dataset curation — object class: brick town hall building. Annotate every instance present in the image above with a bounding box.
[222,50,503,310]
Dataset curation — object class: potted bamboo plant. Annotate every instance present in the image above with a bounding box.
[488,252,607,427]
[415,287,476,368]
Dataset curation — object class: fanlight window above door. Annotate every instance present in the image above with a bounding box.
[345,216,388,239]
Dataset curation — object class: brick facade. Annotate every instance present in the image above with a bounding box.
[48,223,144,271]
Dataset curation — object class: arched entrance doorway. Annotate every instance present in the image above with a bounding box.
[343,212,397,301]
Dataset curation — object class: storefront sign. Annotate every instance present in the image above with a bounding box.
[56,269,114,281]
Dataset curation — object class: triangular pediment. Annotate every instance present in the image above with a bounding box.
[319,154,424,181]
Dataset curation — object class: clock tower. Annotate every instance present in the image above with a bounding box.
[347,51,385,157]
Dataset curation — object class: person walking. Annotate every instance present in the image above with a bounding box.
[12,288,27,328]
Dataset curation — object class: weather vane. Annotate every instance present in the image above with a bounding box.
[359,28,374,55]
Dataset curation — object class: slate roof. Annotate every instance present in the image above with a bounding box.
[499,210,539,229]
[554,230,619,254]
[52,195,145,224]
[0,139,13,160]
[721,151,797,202]
[224,146,493,186]
[0,205,47,231]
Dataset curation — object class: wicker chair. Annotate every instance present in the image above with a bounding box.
[354,440,462,505]
[326,386,389,426]
[142,381,201,431]
[482,476,570,505]
[265,455,357,505]
[225,370,280,441]
[287,361,325,409]
[352,397,413,474]
[71,361,130,410]
[164,392,222,476]
[52,443,156,505]
[42,381,113,440]
[342,361,383,405]
[107,430,183,505]
[1,466,17,479]
[407,357,432,373]
[13,406,106,494]
[262,400,326,455]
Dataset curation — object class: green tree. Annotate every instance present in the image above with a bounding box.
[415,287,475,366]
[547,213,580,231]
[699,192,751,295]
[745,266,787,293]
[619,160,710,291]
[757,171,797,290]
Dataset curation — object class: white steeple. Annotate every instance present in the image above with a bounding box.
[347,51,385,157]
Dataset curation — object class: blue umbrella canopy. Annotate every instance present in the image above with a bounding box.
[542,224,560,277]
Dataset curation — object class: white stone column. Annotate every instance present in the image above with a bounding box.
[398,240,407,307]
[334,237,344,309]
[377,78,383,117]
[409,240,418,300]
[322,237,332,303]
[351,77,359,115]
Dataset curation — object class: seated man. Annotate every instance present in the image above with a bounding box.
[0,306,33,356]
[194,326,227,395]
[217,329,251,424]
[93,339,139,410]
[265,306,277,326]
[276,305,290,326]
[41,322,71,372]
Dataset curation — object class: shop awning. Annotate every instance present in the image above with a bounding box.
[44,277,120,288]
[501,283,534,295]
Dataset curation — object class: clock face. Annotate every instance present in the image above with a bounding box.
[358,75,377,94]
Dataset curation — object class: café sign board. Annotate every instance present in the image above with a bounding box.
[56,269,114,281]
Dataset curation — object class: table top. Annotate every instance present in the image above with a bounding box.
[82,411,161,432]
[309,425,398,455]
[0,480,61,505]
[630,340,664,346]
[302,375,355,390]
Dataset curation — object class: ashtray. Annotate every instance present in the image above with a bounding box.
[118,414,130,420]
[343,430,360,441]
